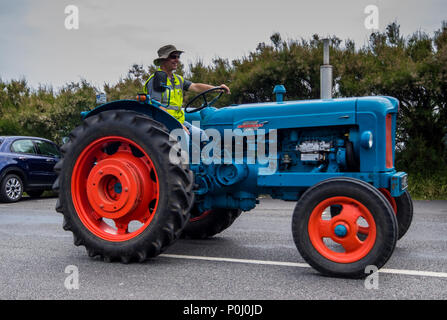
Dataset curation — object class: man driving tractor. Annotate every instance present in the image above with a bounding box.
[144,44,230,134]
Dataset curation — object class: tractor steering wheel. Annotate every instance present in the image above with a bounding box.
[185,87,226,113]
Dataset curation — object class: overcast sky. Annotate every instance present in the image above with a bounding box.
[0,0,445,90]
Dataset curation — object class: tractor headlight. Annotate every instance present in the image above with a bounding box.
[401,174,408,190]
[391,172,408,196]
[361,131,373,149]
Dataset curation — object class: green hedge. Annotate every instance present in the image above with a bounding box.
[1,22,446,199]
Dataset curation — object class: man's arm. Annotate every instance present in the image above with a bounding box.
[189,83,231,94]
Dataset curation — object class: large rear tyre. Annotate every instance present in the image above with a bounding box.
[54,110,194,262]
[292,178,398,278]
[181,206,242,239]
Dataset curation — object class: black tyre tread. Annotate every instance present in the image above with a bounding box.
[182,208,242,239]
[292,177,398,279]
[395,190,413,240]
[54,109,194,263]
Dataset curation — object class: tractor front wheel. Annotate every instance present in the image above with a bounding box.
[292,177,398,278]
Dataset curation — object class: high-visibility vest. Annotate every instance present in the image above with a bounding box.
[144,69,185,124]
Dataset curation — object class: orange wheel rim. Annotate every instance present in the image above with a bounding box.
[71,136,159,242]
[308,197,377,263]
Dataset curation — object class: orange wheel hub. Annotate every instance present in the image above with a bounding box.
[308,197,377,263]
[71,136,159,242]
[86,158,145,219]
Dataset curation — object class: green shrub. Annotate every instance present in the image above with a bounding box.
[0,22,446,199]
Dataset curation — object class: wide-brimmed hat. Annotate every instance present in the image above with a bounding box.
[153,45,184,65]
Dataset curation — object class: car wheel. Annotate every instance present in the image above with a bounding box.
[0,174,24,203]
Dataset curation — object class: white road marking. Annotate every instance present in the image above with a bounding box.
[161,254,447,279]
[162,254,311,268]
[379,268,447,278]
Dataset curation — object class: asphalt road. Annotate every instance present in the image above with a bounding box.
[0,196,446,300]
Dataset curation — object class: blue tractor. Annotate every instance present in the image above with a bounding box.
[55,82,412,278]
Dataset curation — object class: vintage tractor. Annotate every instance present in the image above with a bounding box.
[54,50,412,279]
[54,89,412,278]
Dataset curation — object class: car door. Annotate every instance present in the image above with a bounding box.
[33,139,61,185]
[10,139,44,186]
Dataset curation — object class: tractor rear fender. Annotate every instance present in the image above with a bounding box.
[82,100,184,133]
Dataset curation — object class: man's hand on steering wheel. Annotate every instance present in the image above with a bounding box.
[185,86,229,113]
[219,84,231,94]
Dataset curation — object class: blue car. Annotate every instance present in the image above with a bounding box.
[0,136,61,202]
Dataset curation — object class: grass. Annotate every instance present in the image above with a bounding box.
[406,172,447,200]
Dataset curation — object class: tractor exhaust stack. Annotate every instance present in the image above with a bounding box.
[320,39,333,100]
